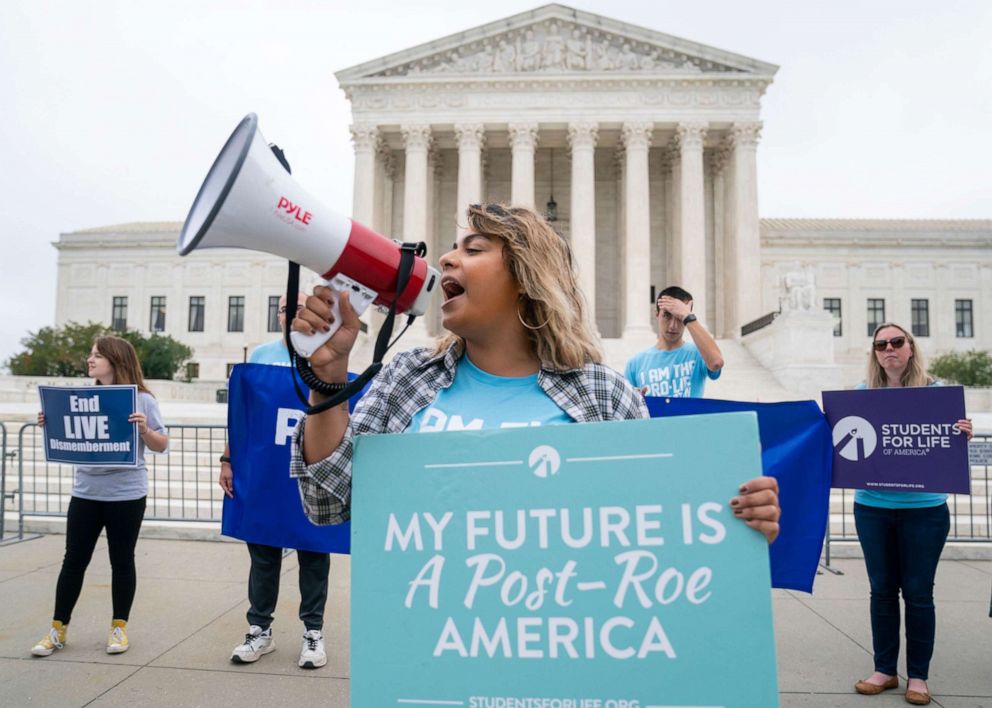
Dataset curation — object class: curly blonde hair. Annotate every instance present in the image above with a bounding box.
[433,203,601,370]
[865,322,933,388]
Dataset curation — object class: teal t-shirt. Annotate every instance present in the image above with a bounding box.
[624,341,720,398]
[249,339,292,366]
[406,355,572,433]
[853,381,948,509]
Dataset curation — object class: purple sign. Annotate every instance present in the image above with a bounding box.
[823,386,970,494]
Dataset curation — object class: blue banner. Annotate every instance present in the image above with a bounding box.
[39,385,138,466]
[222,364,355,554]
[823,386,970,494]
[646,396,831,593]
[352,413,778,707]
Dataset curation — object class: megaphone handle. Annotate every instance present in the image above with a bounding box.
[289,275,377,359]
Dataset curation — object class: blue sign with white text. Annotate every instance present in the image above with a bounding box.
[223,364,352,554]
[646,396,831,594]
[351,413,779,707]
[38,385,138,466]
[823,386,970,494]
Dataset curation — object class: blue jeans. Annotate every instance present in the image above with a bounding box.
[854,502,949,680]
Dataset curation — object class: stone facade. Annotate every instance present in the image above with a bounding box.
[49,6,992,385]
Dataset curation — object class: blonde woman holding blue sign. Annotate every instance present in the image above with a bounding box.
[31,336,168,658]
[289,204,780,541]
[854,323,972,705]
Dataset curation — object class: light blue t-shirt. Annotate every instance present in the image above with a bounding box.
[249,339,292,366]
[624,341,721,398]
[73,391,166,502]
[853,381,948,509]
[406,356,572,433]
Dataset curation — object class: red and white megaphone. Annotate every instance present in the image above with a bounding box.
[178,113,439,358]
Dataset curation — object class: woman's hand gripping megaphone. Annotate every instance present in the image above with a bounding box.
[292,285,364,378]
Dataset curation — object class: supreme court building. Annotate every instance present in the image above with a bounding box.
[52,5,992,387]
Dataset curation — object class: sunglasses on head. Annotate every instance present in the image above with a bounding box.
[873,336,907,352]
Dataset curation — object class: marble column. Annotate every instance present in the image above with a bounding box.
[508,122,539,209]
[350,124,380,227]
[454,123,485,234]
[398,124,433,345]
[676,122,707,321]
[709,148,728,337]
[568,121,598,326]
[621,121,654,339]
[727,122,762,334]
[374,143,395,236]
[666,144,682,286]
[401,124,432,245]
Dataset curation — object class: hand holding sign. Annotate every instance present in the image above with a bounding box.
[731,476,781,542]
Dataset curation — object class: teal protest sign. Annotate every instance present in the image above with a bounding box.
[352,412,778,708]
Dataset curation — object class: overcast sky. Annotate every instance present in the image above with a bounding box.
[1,0,989,367]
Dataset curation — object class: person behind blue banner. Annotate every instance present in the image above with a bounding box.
[288,203,779,544]
[625,286,724,398]
[31,336,168,658]
[853,323,972,705]
[218,292,332,669]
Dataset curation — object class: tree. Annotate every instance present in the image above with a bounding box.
[929,350,992,387]
[6,322,193,380]
[132,333,193,380]
[6,322,108,377]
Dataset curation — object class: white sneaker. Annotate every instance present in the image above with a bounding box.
[298,629,326,669]
[230,625,275,663]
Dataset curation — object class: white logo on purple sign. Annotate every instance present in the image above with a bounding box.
[832,416,878,461]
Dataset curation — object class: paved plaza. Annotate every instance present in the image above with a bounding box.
[0,534,989,707]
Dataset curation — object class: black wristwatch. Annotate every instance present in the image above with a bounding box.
[682,313,698,325]
[219,455,231,464]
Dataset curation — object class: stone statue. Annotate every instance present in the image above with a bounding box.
[618,43,640,71]
[493,39,516,72]
[542,23,566,70]
[520,30,541,71]
[591,40,613,70]
[565,28,587,70]
[782,266,817,312]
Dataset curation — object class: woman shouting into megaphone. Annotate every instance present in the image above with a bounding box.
[289,203,780,542]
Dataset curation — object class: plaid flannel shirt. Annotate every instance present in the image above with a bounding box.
[290,343,648,525]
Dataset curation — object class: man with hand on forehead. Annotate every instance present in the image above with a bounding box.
[625,285,724,398]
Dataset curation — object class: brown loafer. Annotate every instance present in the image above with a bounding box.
[904,689,931,705]
[854,675,899,695]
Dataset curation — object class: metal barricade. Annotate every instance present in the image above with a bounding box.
[15,423,228,526]
[1,421,7,540]
[823,433,992,570]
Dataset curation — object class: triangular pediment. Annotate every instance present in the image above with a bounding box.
[337,4,777,82]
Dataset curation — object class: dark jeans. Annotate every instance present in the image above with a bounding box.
[854,502,949,680]
[246,543,330,631]
[54,496,147,624]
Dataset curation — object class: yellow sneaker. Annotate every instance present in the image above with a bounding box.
[106,619,129,654]
[31,621,67,657]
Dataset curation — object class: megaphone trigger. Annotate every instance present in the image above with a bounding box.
[289,275,378,358]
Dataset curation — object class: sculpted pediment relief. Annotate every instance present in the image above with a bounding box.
[366,19,745,78]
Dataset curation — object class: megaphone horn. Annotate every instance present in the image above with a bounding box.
[178,113,439,357]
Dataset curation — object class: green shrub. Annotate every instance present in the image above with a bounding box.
[929,349,992,387]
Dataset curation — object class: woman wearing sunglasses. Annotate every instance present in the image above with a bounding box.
[853,323,972,705]
[289,204,780,544]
